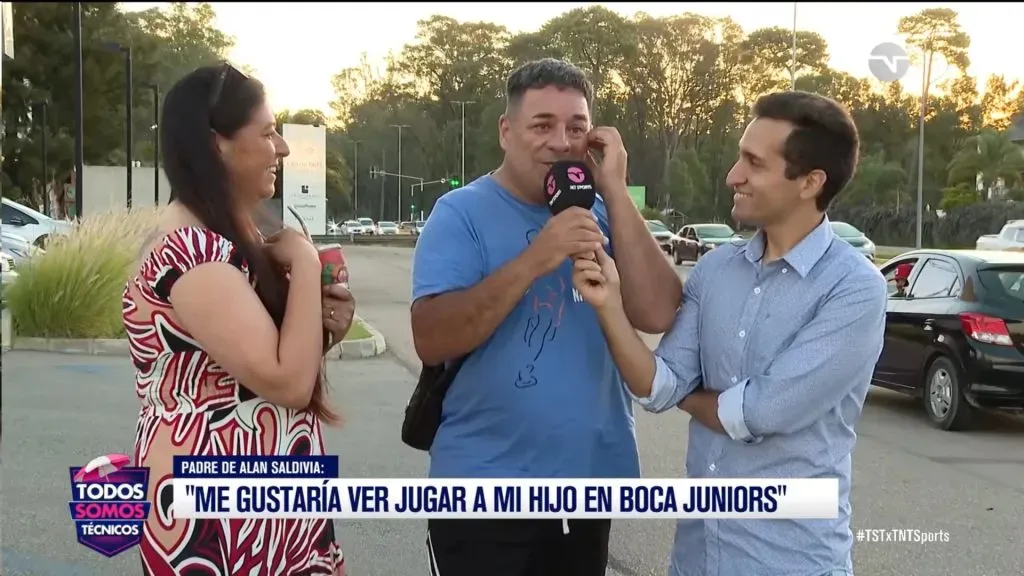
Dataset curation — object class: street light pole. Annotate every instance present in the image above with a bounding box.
[915,51,928,249]
[149,83,160,206]
[104,42,134,209]
[352,140,360,218]
[453,101,475,185]
[73,2,85,219]
[790,2,797,90]
[33,100,49,216]
[390,124,410,221]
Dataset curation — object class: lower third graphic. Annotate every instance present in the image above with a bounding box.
[68,453,151,558]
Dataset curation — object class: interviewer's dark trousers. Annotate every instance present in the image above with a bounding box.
[426,518,611,576]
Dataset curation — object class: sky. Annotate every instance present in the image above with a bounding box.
[127,2,1023,114]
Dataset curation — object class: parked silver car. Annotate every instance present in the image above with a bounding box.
[830,221,876,259]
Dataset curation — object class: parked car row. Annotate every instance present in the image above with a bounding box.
[658,220,877,266]
[333,217,425,237]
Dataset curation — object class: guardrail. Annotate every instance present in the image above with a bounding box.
[312,234,418,248]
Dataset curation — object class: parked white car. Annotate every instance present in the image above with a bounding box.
[340,220,367,235]
[377,221,400,235]
[1,249,18,288]
[976,220,1024,251]
[1,197,73,247]
[1,230,42,266]
[357,217,376,235]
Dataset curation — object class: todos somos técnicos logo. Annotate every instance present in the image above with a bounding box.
[69,453,151,558]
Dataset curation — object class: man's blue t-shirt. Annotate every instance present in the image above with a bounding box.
[411,175,641,479]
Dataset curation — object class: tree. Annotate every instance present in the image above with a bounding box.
[1,2,234,207]
[947,130,1024,197]
[322,7,1017,243]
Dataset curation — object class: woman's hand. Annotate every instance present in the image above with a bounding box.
[264,228,319,272]
[323,283,356,350]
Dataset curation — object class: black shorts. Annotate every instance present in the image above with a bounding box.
[426,518,611,576]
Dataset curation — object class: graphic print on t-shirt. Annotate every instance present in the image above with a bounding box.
[514,229,584,389]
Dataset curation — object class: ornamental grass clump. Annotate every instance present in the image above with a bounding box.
[6,207,162,338]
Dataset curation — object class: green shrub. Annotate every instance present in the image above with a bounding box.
[831,201,1024,248]
[5,208,163,338]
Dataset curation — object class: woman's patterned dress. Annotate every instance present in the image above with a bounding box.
[123,226,345,575]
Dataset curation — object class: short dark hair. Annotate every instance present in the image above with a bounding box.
[751,91,859,211]
[505,58,594,113]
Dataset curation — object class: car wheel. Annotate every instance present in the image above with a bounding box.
[923,356,973,431]
[33,235,49,248]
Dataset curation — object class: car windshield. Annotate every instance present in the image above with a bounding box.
[379,221,397,228]
[358,219,373,225]
[344,221,360,226]
[646,221,669,233]
[978,266,1024,302]
[695,225,735,238]
[830,222,862,237]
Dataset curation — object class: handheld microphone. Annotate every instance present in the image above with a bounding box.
[544,161,600,267]
[544,160,596,215]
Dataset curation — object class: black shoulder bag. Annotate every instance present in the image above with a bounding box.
[401,355,470,451]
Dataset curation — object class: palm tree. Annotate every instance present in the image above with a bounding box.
[946,129,1024,199]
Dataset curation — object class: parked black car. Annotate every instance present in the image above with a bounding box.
[872,250,1024,431]
[671,223,740,265]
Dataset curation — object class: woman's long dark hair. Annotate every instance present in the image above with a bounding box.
[161,63,337,424]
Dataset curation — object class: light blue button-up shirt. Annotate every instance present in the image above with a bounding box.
[637,216,887,576]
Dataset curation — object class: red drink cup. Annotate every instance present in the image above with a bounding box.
[318,244,349,287]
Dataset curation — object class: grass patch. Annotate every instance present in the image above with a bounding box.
[343,318,372,341]
[5,207,163,338]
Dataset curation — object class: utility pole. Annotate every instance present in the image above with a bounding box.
[33,100,49,215]
[352,140,360,218]
[378,148,386,222]
[915,50,929,249]
[73,2,85,219]
[390,124,410,221]
[453,101,475,185]
[149,84,160,206]
[790,3,798,90]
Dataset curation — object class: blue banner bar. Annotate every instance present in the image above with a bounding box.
[173,456,338,479]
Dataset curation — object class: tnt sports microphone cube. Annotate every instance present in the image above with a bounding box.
[545,160,596,215]
[545,161,601,272]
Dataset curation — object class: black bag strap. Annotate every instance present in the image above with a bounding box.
[400,352,472,452]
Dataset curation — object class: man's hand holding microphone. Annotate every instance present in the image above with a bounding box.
[525,207,607,277]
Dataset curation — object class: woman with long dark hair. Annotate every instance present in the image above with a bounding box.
[123,63,353,575]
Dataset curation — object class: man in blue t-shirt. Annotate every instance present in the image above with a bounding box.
[411,58,682,576]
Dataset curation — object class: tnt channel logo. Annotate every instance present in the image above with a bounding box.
[868,42,911,82]
[68,453,152,558]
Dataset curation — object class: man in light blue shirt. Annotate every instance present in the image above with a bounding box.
[411,59,682,576]
[570,91,887,576]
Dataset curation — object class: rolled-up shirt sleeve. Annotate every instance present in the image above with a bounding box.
[629,258,706,413]
[715,269,887,442]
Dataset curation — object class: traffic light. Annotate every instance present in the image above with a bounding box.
[448,177,461,189]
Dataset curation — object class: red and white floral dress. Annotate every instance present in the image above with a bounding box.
[123,226,345,575]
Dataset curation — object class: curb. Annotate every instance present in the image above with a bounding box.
[333,317,387,360]
[4,316,387,360]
